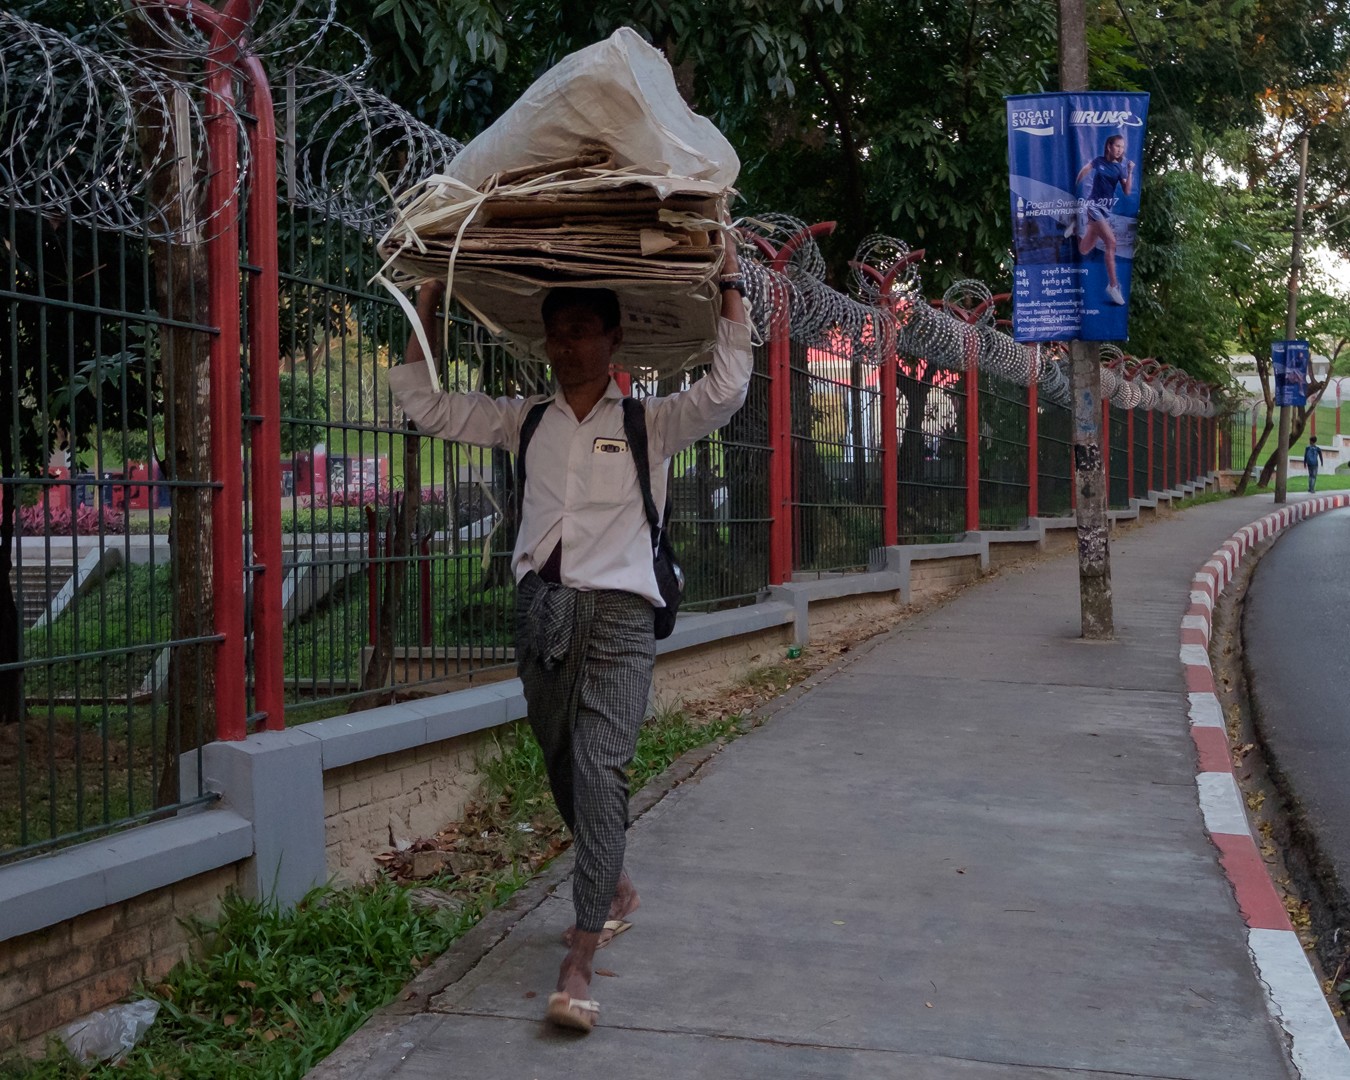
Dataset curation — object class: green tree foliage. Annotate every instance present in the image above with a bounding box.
[330,0,1059,286]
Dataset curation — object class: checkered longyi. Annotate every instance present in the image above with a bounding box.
[516,574,655,932]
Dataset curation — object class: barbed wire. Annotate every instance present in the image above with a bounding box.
[0,13,1219,416]
[281,65,462,232]
[1,10,248,240]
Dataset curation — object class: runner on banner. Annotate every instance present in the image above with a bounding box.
[1006,91,1149,343]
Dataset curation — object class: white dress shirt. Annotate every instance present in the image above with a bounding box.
[386,317,752,607]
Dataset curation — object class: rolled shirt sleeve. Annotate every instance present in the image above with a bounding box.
[644,317,754,460]
[385,363,528,451]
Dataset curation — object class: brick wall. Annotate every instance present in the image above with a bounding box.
[987,539,1043,571]
[1040,528,1079,555]
[803,593,901,641]
[323,729,490,883]
[650,625,791,706]
[0,863,241,1052]
[908,554,981,603]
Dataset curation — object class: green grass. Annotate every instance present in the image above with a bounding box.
[1242,472,1350,494]
[3,702,747,1078]
[1171,472,1350,511]
[4,882,497,1080]
[22,565,170,696]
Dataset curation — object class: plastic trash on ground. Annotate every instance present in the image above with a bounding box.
[58,998,160,1064]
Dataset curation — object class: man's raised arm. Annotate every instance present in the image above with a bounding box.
[386,279,519,450]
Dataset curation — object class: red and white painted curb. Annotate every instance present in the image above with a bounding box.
[1182,494,1350,1078]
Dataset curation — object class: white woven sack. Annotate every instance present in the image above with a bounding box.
[445,27,739,196]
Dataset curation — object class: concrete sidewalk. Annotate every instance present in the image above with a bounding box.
[311,496,1319,1080]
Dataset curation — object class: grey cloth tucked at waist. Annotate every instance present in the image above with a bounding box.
[518,571,576,671]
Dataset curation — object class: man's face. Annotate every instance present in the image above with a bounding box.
[544,305,622,389]
[1106,138,1125,162]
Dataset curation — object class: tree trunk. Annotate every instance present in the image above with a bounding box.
[1234,414,1275,496]
[125,14,217,806]
[353,434,420,710]
[1070,341,1113,639]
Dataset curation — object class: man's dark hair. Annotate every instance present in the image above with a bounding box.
[541,287,621,332]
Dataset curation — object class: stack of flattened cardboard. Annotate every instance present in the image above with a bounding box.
[378,146,727,376]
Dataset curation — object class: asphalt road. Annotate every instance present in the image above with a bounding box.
[1243,506,1350,902]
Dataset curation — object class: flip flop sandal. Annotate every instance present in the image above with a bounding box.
[545,992,600,1033]
[561,918,632,948]
[599,918,632,947]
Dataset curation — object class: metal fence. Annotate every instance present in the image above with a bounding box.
[1132,409,1150,500]
[1,196,217,861]
[1108,406,1130,509]
[789,337,886,572]
[896,357,967,542]
[1219,407,1253,472]
[1037,397,1074,517]
[978,369,1029,529]
[0,9,1225,864]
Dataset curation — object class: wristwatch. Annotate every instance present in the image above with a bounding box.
[719,275,747,297]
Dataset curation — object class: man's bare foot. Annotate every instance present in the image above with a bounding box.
[562,869,640,947]
[545,930,601,1032]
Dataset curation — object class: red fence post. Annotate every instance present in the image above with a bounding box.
[766,294,791,584]
[203,15,247,742]
[880,326,899,548]
[748,222,836,584]
[1125,400,1134,502]
[242,56,285,732]
[1026,353,1039,520]
[964,336,980,533]
[1175,414,1182,488]
[1160,410,1167,491]
[1147,410,1155,492]
[1183,414,1190,482]
[156,0,284,739]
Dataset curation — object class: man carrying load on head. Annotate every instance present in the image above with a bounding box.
[388,229,750,1033]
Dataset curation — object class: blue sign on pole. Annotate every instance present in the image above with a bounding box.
[1272,340,1310,407]
[1006,91,1150,343]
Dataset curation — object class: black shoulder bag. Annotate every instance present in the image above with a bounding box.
[621,398,684,639]
[514,398,684,639]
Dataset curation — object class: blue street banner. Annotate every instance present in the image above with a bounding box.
[1006,91,1150,343]
[1272,340,1310,407]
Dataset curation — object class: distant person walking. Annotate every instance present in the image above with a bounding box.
[1303,437,1324,492]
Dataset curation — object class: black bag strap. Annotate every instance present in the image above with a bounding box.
[515,400,550,514]
[621,398,672,552]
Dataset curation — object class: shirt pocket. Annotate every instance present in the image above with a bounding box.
[586,445,639,507]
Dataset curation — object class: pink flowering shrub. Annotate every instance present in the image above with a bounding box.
[18,502,125,536]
